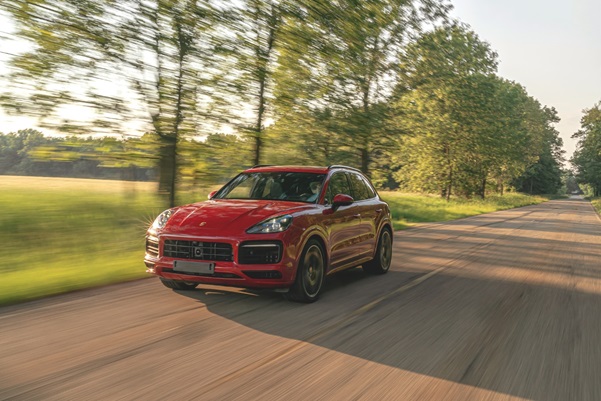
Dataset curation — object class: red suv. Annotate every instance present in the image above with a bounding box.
[144,165,393,302]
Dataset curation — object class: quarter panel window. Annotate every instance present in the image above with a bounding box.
[361,175,377,199]
[349,173,374,201]
[325,172,352,204]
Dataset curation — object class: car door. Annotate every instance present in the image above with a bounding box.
[322,172,363,271]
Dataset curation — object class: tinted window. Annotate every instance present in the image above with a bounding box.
[325,172,352,205]
[349,173,376,201]
[361,175,377,199]
[215,172,326,203]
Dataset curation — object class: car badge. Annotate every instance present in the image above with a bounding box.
[199,222,207,227]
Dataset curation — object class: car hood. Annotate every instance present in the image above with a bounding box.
[164,199,311,234]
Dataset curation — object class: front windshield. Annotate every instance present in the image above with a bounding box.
[214,172,326,203]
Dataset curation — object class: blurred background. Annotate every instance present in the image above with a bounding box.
[0,0,598,304]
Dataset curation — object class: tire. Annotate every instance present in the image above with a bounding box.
[286,239,325,303]
[363,228,392,275]
[160,278,198,291]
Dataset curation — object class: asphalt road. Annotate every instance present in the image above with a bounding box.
[2,197,601,401]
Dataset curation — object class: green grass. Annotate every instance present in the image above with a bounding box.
[380,191,548,230]
[0,176,548,305]
[589,198,601,215]
[0,177,164,305]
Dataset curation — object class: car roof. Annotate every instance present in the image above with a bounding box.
[244,165,361,174]
[244,165,329,174]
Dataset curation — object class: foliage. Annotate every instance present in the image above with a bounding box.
[512,141,564,195]
[0,129,253,204]
[563,172,581,194]
[0,129,157,179]
[1,0,235,206]
[392,26,497,198]
[0,1,566,200]
[391,25,563,198]
[225,0,283,165]
[571,102,601,196]
[269,0,451,176]
[177,133,252,201]
[590,197,601,214]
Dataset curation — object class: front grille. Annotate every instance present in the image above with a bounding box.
[238,241,282,264]
[163,240,233,262]
[146,236,159,257]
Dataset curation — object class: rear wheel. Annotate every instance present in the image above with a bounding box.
[286,239,325,303]
[363,228,392,275]
[160,278,198,291]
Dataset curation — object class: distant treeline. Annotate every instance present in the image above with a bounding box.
[0,130,156,181]
[0,129,251,188]
[1,127,564,198]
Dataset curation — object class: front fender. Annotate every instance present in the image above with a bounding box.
[285,222,329,273]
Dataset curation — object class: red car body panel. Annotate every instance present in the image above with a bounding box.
[144,165,392,290]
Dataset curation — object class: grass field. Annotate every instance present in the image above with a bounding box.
[0,176,164,305]
[381,191,549,229]
[0,176,548,305]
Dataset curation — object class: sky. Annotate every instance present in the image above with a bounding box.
[1,1,600,160]
[450,0,601,160]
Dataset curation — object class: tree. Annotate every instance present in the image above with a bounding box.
[390,25,563,198]
[271,0,451,176]
[0,129,51,175]
[392,25,500,198]
[563,171,580,194]
[1,0,229,206]
[571,102,601,196]
[512,105,564,195]
[226,0,283,166]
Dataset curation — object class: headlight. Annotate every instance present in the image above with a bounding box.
[247,215,293,234]
[151,209,174,231]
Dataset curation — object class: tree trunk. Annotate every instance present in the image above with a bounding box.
[158,136,177,207]
[480,177,486,199]
[530,178,533,194]
[444,143,452,201]
[254,74,265,166]
[252,3,279,166]
[361,147,370,177]
[446,165,453,201]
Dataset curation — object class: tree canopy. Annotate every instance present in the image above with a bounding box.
[571,102,601,196]
[1,1,565,202]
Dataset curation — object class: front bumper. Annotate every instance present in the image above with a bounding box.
[144,234,299,289]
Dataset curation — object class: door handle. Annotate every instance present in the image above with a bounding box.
[375,209,382,213]
[353,214,361,218]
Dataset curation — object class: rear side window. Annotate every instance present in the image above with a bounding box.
[349,173,376,201]
[325,172,352,205]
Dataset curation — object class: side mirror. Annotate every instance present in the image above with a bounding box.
[332,194,354,208]
[208,190,218,199]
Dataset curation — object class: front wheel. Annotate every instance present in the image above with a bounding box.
[160,278,198,291]
[363,228,392,275]
[286,239,325,303]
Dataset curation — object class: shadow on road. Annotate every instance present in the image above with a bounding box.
[173,198,601,400]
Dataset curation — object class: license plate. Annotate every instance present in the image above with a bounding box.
[173,261,215,275]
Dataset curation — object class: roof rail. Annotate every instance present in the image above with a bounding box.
[250,164,274,168]
[327,165,362,173]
